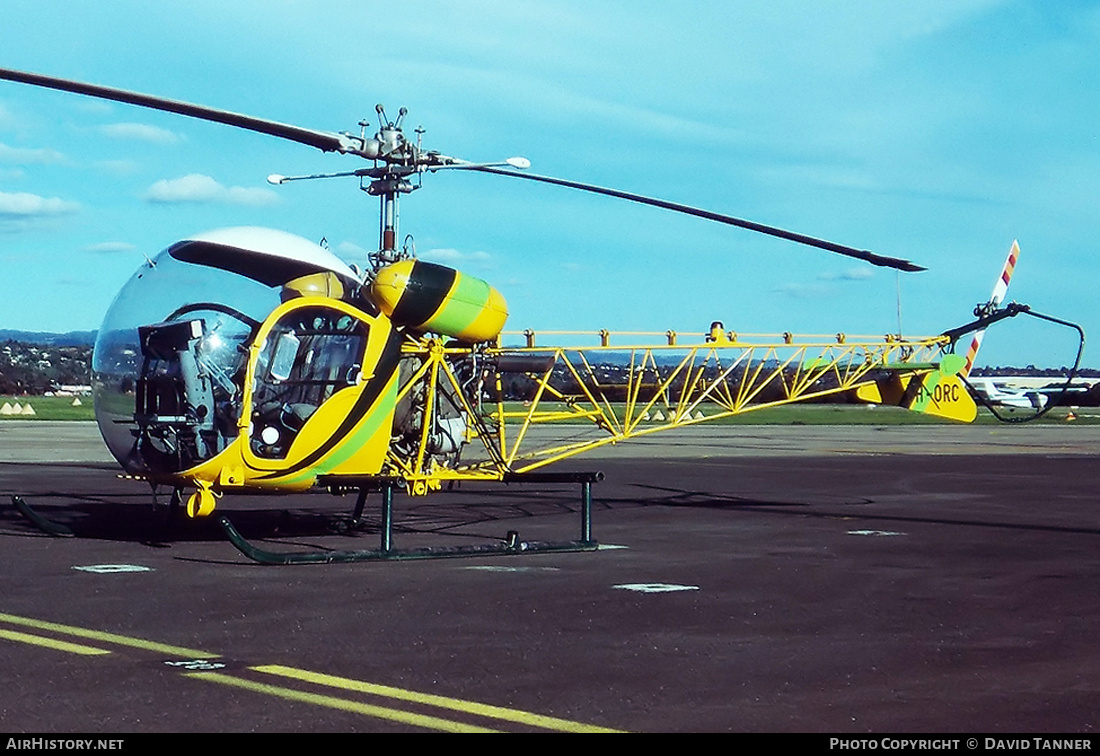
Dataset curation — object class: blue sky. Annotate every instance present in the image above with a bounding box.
[0,0,1096,368]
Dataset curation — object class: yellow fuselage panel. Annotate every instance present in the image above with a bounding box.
[186,379,398,492]
[181,297,401,496]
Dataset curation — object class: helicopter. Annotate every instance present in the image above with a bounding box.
[0,67,1080,563]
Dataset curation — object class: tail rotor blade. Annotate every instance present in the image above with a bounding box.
[962,240,1021,375]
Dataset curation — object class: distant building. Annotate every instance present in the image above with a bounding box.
[49,384,93,397]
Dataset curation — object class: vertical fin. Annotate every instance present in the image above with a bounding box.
[902,367,977,423]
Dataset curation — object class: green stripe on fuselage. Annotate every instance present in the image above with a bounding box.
[908,353,967,414]
[423,273,490,337]
[271,377,398,488]
[909,372,939,412]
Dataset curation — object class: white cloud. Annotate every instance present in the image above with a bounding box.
[95,159,140,175]
[773,282,835,299]
[100,122,184,145]
[774,266,873,298]
[819,268,874,282]
[0,191,80,218]
[420,247,493,267]
[85,241,135,253]
[0,142,65,164]
[143,174,279,206]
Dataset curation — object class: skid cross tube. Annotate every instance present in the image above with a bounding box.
[220,473,603,565]
[501,471,603,544]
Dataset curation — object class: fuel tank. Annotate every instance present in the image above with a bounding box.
[371,259,508,342]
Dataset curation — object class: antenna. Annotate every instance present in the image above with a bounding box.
[895,270,903,337]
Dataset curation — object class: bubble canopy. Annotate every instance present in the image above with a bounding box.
[91,227,361,472]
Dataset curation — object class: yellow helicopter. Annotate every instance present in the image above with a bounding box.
[1,68,1080,563]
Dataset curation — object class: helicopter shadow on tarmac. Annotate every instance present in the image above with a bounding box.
[0,458,846,554]
[0,464,592,547]
[619,478,1100,539]
[11,456,1096,560]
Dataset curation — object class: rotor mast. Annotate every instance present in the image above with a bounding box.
[361,105,419,269]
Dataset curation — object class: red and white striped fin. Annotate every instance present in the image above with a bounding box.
[962,240,1020,376]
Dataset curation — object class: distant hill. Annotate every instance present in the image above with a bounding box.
[0,329,96,347]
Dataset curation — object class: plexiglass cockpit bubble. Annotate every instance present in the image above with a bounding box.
[91,227,362,476]
[92,250,278,473]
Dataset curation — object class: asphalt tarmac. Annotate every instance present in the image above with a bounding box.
[1,420,1098,734]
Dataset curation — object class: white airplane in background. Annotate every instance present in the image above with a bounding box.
[965,377,1048,410]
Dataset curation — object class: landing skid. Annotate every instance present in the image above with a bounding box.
[12,486,185,540]
[220,472,604,565]
[10,495,74,537]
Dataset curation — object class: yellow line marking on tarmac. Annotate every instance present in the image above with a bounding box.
[254,664,624,733]
[186,672,501,733]
[0,628,111,655]
[0,611,622,732]
[0,612,217,659]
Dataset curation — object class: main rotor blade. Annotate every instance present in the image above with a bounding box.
[0,67,365,156]
[469,166,925,272]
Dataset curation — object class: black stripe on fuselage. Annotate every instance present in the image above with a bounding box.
[390,261,456,329]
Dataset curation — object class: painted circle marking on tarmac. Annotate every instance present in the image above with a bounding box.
[164,659,226,671]
[613,583,699,593]
[72,564,154,573]
[465,566,561,573]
